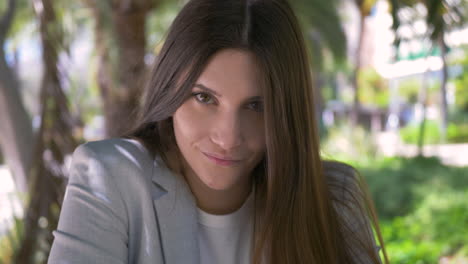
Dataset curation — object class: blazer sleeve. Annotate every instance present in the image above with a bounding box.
[48,143,129,264]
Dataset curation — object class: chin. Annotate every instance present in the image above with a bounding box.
[198,170,243,191]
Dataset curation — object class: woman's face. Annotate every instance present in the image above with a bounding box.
[173,49,265,191]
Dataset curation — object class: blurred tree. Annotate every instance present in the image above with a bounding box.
[80,0,346,137]
[424,0,467,141]
[453,51,468,112]
[391,0,468,143]
[386,0,431,153]
[358,67,389,107]
[84,0,157,137]
[293,0,347,67]
[13,0,80,262]
[350,0,376,126]
[292,0,347,129]
[418,66,431,154]
[0,0,34,194]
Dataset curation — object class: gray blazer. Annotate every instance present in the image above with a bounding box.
[48,138,379,264]
[49,138,199,264]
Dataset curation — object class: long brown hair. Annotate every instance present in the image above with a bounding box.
[123,0,389,263]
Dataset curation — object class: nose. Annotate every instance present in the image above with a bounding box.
[210,111,244,151]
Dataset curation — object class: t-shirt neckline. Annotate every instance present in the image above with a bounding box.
[197,190,254,229]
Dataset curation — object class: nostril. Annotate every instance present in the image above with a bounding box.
[211,139,240,150]
[210,116,244,150]
[210,131,244,150]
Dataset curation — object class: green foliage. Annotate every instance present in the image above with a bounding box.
[400,120,441,144]
[398,79,420,104]
[0,216,24,264]
[66,61,102,127]
[352,156,468,263]
[358,156,468,218]
[358,67,390,107]
[1,0,34,40]
[321,123,378,165]
[0,201,62,263]
[324,127,468,262]
[381,190,468,263]
[398,77,440,105]
[292,0,347,68]
[0,1,5,14]
[452,49,468,111]
[146,1,180,53]
[447,122,468,143]
[450,110,468,125]
[454,75,468,111]
[400,120,468,144]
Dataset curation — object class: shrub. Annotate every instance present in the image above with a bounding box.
[398,79,420,104]
[354,156,468,263]
[358,67,390,107]
[0,217,23,264]
[399,120,441,145]
[447,122,468,143]
[359,156,468,219]
[400,120,468,144]
[321,123,378,166]
[381,190,468,264]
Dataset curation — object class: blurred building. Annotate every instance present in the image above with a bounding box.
[336,0,468,129]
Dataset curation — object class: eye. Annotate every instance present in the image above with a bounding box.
[247,100,264,112]
[193,92,215,104]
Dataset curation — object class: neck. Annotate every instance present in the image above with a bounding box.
[165,147,253,215]
[183,167,252,215]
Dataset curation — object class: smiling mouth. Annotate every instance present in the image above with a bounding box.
[202,152,243,166]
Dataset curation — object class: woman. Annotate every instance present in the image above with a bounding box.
[49,0,388,263]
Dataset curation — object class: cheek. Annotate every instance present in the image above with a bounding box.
[173,101,210,147]
[242,113,266,152]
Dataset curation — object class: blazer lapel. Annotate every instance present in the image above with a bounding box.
[151,156,200,264]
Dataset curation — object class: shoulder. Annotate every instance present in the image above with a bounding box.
[73,137,153,167]
[322,160,361,201]
[71,137,154,177]
[51,138,158,262]
[323,160,381,262]
[67,137,156,199]
[322,160,365,222]
[322,160,369,235]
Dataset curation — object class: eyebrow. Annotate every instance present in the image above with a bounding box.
[193,84,222,97]
[193,83,263,101]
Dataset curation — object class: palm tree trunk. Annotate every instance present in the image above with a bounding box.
[351,14,366,127]
[438,34,449,142]
[417,67,430,155]
[15,0,79,261]
[91,1,154,137]
[0,0,34,195]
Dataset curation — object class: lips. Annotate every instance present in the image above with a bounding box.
[202,152,243,166]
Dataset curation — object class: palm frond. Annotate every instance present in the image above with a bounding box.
[291,0,347,65]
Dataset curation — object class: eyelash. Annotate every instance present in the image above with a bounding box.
[192,92,215,104]
[247,101,264,112]
[191,92,263,112]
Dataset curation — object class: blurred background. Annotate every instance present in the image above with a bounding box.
[0,0,467,263]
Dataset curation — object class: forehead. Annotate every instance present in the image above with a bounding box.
[196,49,263,97]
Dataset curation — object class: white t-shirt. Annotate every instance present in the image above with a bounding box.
[197,192,255,264]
